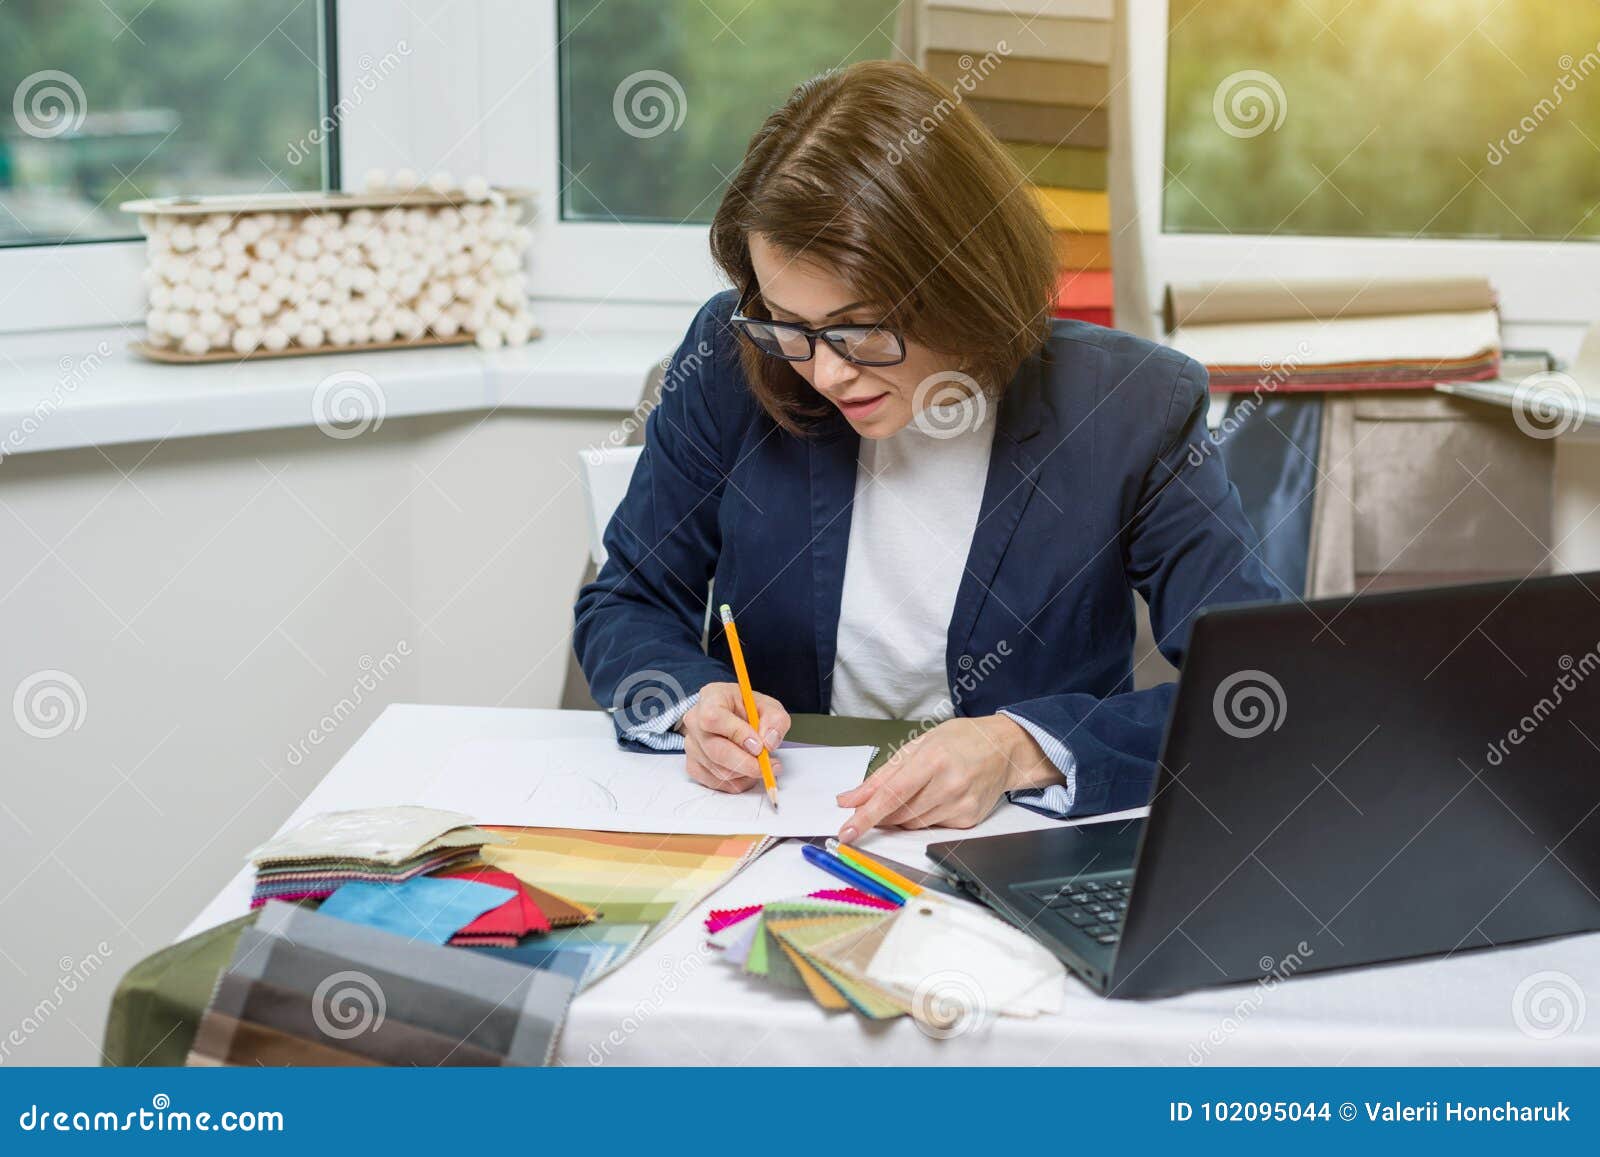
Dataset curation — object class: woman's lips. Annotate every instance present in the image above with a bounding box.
[835,392,889,419]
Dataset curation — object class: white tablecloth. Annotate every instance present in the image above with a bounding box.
[183,705,1600,1065]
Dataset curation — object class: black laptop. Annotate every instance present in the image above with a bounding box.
[927,571,1600,998]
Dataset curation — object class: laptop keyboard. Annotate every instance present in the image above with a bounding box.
[1023,874,1134,946]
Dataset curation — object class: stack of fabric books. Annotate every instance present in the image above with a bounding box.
[1165,277,1502,393]
[246,805,505,908]
[920,0,1115,326]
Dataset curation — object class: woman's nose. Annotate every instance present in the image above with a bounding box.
[811,341,858,393]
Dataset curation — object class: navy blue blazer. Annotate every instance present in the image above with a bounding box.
[574,291,1286,816]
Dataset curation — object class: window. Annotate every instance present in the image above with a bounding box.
[557,0,903,224]
[0,0,334,248]
[1163,0,1600,242]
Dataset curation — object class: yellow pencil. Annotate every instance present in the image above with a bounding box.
[718,604,778,812]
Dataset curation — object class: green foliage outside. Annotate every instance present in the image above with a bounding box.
[1165,0,1600,240]
[0,0,323,244]
[560,0,902,224]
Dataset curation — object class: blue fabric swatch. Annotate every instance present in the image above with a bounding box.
[318,876,514,945]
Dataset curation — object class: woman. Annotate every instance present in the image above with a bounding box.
[574,61,1282,841]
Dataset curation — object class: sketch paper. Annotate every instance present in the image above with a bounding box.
[412,737,873,836]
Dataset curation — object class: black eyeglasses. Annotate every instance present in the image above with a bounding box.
[729,282,907,367]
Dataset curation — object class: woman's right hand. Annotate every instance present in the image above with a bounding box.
[680,682,791,793]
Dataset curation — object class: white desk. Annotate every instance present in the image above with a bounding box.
[185,704,1600,1065]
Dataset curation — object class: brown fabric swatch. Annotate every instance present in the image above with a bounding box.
[965,97,1109,148]
[924,51,1109,107]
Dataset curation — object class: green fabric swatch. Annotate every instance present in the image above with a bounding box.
[102,913,256,1067]
[1001,142,1108,190]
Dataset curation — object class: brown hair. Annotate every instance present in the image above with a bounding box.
[710,60,1057,433]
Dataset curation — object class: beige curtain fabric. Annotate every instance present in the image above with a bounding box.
[1307,393,1554,598]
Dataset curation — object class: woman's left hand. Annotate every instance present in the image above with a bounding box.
[835,715,1065,840]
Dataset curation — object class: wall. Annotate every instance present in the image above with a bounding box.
[0,407,618,1065]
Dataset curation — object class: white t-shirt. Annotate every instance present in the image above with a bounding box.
[829,403,996,720]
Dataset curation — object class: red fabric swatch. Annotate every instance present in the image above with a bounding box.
[807,887,899,911]
[1054,269,1113,310]
[1052,306,1114,327]
[706,904,764,934]
[435,866,552,939]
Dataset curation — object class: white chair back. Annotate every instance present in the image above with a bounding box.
[577,446,645,568]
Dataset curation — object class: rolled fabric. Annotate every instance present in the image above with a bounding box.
[1164,277,1497,330]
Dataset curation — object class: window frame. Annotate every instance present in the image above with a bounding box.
[1130,0,1600,336]
[0,0,342,336]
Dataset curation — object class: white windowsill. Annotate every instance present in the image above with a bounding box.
[0,305,696,458]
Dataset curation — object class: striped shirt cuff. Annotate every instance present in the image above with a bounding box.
[618,691,698,752]
[999,710,1078,817]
